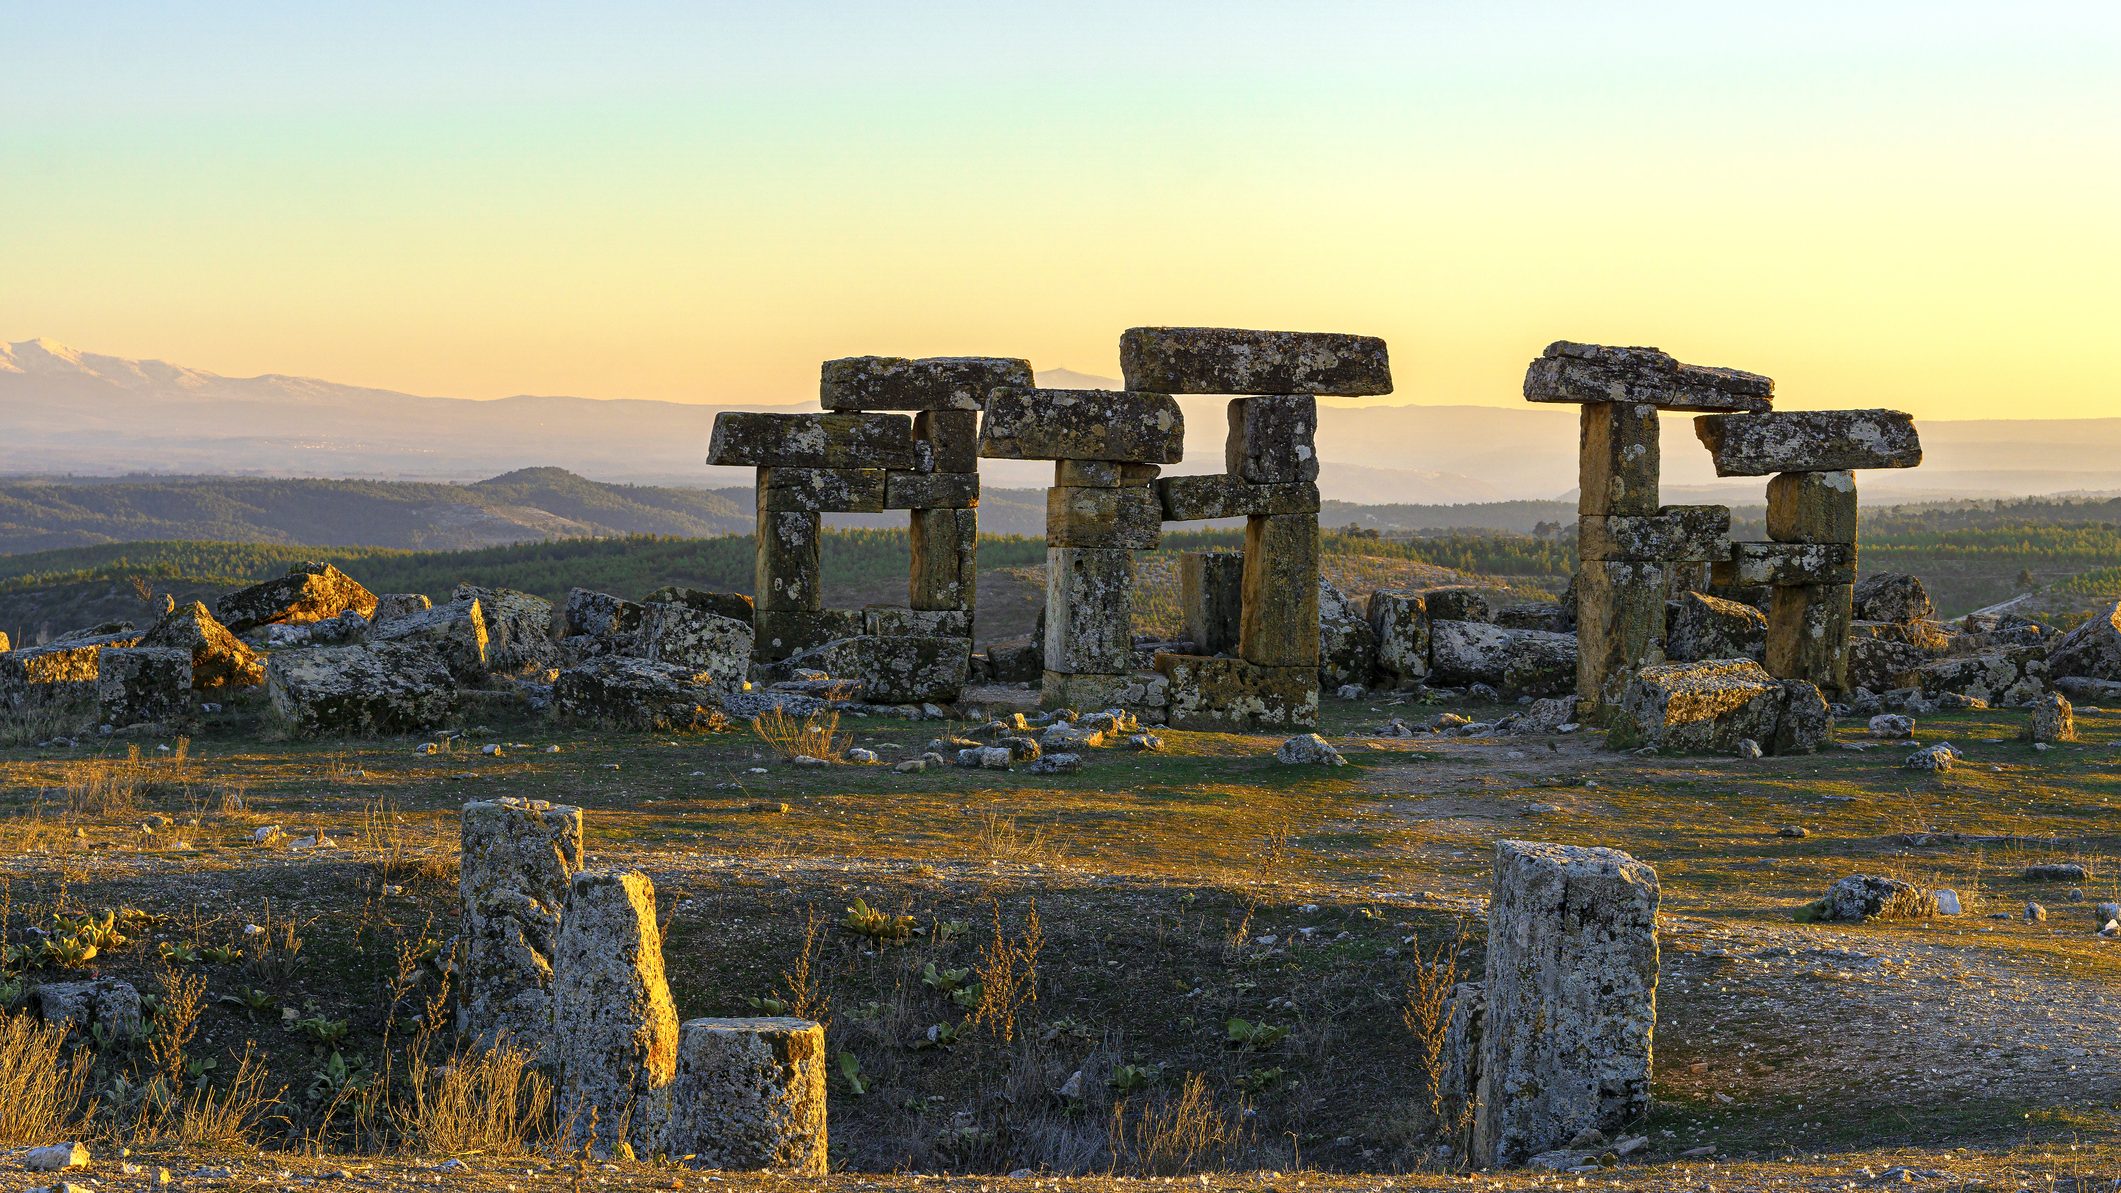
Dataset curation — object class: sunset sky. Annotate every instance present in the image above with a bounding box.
[5,3,2117,416]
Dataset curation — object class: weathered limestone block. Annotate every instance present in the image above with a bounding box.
[1773,680,1833,755]
[1917,646,2048,707]
[1524,341,1771,412]
[774,635,970,704]
[757,468,886,513]
[31,978,144,1042]
[1852,573,1933,624]
[1847,619,1953,692]
[1766,471,1858,544]
[0,627,142,711]
[883,471,979,509]
[1428,621,1577,697]
[1039,669,1132,711]
[458,798,583,1050]
[863,606,973,639]
[1666,591,1767,662]
[637,604,752,689]
[553,656,726,730]
[1472,840,1659,1169]
[665,1018,829,1173]
[95,647,191,727]
[215,562,378,632]
[1766,583,1854,694]
[2051,601,2121,680]
[1579,506,1731,563]
[266,644,455,735]
[1319,580,1379,689]
[1047,484,1161,549]
[1155,475,1319,521]
[1421,586,1497,625]
[707,412,914,469]
[368,598,490,683]
[453,585,558,674]
[554,869,680,1158]
[1576,560,1668,703]
[2028,691,2076,743]
[1181,552,1245,655]
[1155,654,1319,730]
[978,389,1184,463]
[373,593,433,623]
[1119,327,1392,396]
[1606,659,1784,752]
[567,588,647,642]
[1434,982,1485,1147]
[141,601,265,689]
[1045,548,1135,674]
[642,587,756,625]
[914,410,980,474]
[756,511,822,612]
[753,610,866,663]
[1578,402,1661,517]
[1366,590,1431,687]
[819,355,1032,411]
[1695,409,1922,476]
[1714,542,1856,588]
[1056,460,1160,488]
[1240,514,1321,669]
[1225,395,1319,483]
[909,508,978,611]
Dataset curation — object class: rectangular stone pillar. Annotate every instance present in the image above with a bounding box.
[1473,841,1659,1169]
[1239,513,1320,669]
[1767,582,1854,695]
[1044,547,1134,675]
[1180,551,1244,654]
[1575,560,1666,705]
[1226,395,1319,483]
[554,869,679,1158]
[755,510,821,612]
[1578,402,1660,517]
[458,798,584,1053]
[909,508,977,612]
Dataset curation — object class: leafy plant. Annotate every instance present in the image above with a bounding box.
[1110,1063,1163,1093]
[745,994,791,1015]
[1237,1065,1290,1094]
[158,941,201,964]
[201,944,243,966]
[921,963,970,993]
[836,1050,868,1096]
[842,898,916,944]
[1225,1017,1290,1050]
[295,1016,351,1048]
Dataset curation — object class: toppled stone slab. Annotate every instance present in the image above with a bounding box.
[638,603,753,689]
[1579,506,1730,563]
[1226,395,1319,483]
[565,588,647,648]
[459,798,583,1051]
[140,601,265,689]
[554,869,680,1158]
[1766,470,1858,544]
[1917,646,2048,707]
[979,389,1184,463]
[1156,654,1318,730]
[773,635,970,704]
[2049,600,2121,681]
[819,355,1032,411]
[1809,875,1929,922]
[754,610,867,663]
[32,977,144,1041]
[665,1017,829,1172]
[95,647,192,728]
[707,412,914,469]
[863,606,972,639]
[369,598,490,682]
[1666,591,1767,663]
[1715,542,1856,587]
[1846,620,1954,692]
[0,632,137,711]
[1525,341,1771,412]
[373,593,433,623]
[1606,659,1782,753]
[453,585,557,674]
[1852,573,1933,624]
[1119,326,1392,396]
[1366,590,1431,687]
[554,656,728,731]
[266,644,455,735]
[1422,586,1497,624]
[757,467,886,513]
[215,561,378,632]
[1155,475,1319,521]
[1695,409,1922,476]
[1429,621,1576,697]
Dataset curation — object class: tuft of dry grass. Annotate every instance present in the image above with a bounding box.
[1109,1072,1242,1176]
[0,1012,91,1145]
[396,1042,553,1156]
[752,707,848,762]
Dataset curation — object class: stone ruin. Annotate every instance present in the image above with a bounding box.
[457,798,826,1170]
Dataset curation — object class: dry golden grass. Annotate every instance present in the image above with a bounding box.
[396,1043,553,1157]
[751,707,848,762]
[0,1012,91,1145]
[1109,1073,1243,1176]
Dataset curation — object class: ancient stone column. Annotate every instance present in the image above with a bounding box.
[664,1017,829,1173]
[553,869,680,1159]
[457,798,583,1052]
[1179,551,1244,654]
[1473,840,1660,1168]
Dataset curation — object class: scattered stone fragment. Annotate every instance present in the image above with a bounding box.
[31,979,143,1041]
[22,1143,91,1172]
[214,561,378,632]
[1275,733,1346,766]
[1809,875,1930,922]
[2026,901,2048,923]
[2023,862,2089,882]
[1904,742,1960,772]
[1868,713,1914,739]
[1029,753,1083,775]
[2026,690,2076,744]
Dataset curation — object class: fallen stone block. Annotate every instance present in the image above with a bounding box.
[1119,326,1391,396]
[1714,542,1856,588]
[1366,590,1431,687]
[1807,875,1929,922]
[1579,506,1730,563]
[1045,548,1135,674]
[373,593,433,623]
[266,644,456,735]
[1846,619,1954,692]
[1047,484,1161,549]
[1226,395,1319,483]
[95,647,191,728]
[1695,409,1922,476]
[566,588,647,642]
[1773,680,1832,755]
[978,389,1184,463]
[863,606,973,639]
[1318,580,1378,689]
[2027,690,2076,743]
[1766,583,1854,694]
[453,585,558,674]
[914,410,980,474]
[1180,552,1245,656]
[664,1017,829,1172]
[554,869,680,1158]
[32,977,144,1042]
[1766,470,1858,544]
[369,598,490,683]
[1666,591,1767,663]
[753,610,866,663]
[0,632,131,712]
[642,587,756,625]
[1240,514,1321,669]
[1421,586,1498,624]
[553,656,728,730]
[458,798,583,1052]
[774,635,970,704]
[1429,621,1577,697]
[1852,573,1933,624]
[757,468,886,513]
[1275,732,1345,765]
[883,471,979,509]
[1917,646,2048,707]
[819,355,1031,411]
[1577,401,1661,517]
[1155,474,1320,521]
[140,601,265,689]
[637,603,753,689]
[707,412,914,469]
[2047,600,2121,681]
[215,561,377,633]
[909,508,978,611]
[1155,654,1318,730]
[1606,659,1784,752]
[1524,341,1771,412]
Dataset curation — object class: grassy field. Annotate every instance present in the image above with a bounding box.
[4,690,2120,1187]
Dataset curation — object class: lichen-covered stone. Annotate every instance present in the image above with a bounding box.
[1695,409,1922,476]
[1226,395,1319,483]
[752,610,866,663]
[642,587,754,624]
[1766,470,1858,544]
[372,593,433,623]
[862,606,972,639]
[1772,680,1833,755]
[369,598,490,683]
[819,355,1032,411]
[554,869,679,1158]
[1366,590,1431,687]
[1811,875,1926,922]
[978,389,1184,463]
[566,588,647,642]
[266,644,455,735]
[1421,586,1498,624]
[774,635,970,704]
[1579,506,1730,563]
[32,978,144,1042]
[883,471,979,509]
[553,656,727,730]
[1155,475,1320,521]
[754,510,822,613]
[1240,515,1320,669]
[1524,341,1771,412]
[757,467,886,513]
[1576,560,1668,704]
[1851,573,1933,624]
[1846,619,1953,691]
[706,412,914,469]
[1606,659,1784,752]
[1578,402,1660,517]
[1155,654,1318,730]
[458,798,583,1052]
[1318,580,1378,689]
[1056,459,1160,488]
[215,561,378,632]
[453,585,558,674]
[637,604,752,689]
[1120,326,1390,396]
[909,508,978,611]
[2027,690,2076,743]
[914,410,980,474]
[1472,840,1659,1168]
[1047,484,1161,549]
[1715,542,1856,588]
[2047,600,2121,680]
[1044,548,1135,674]
[1180,552,1244,655]
[1039,669,1132,711]
[1766,583,1853,694]
[1917,646,2048,706]
[664,1017,828,1172]
[141,601,266,689]
[1666,591,1767,662]
[1428,621,1577,697]
[95,647,191,727]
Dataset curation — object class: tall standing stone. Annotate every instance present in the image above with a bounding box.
[755,510,822,613]
[1575,560,1667,706]
[1473,841,1659,1168]
[910,508,978,612]
[1240,514,1320,669]
[554,869,680,1158]
[664,1018,829,1173]
[1180,552,1244,654]
[458,798,584,1051]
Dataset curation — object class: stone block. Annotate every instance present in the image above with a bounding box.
[1119,326,1392,396]
[1044,547,1135,674]
[1774,680,1833,755]
[775,635,970,704]
[1694,409,1922,476]
[453,585,559,674]
[1225,395,1319,483]
[265,643,456,736]
[215,561,378,633]
[1578,402,1661,516]
[1428,621,1577,697]
[752,610,865,662]
[458,798,584,1052]
[554,869,680,1158]
[665,1017,829,1172]
[819,355,1032,411]
[2051,600,2121,681]
[94,647,191,727]
[1318,579,1378,688]
[1767,583,1854,694]
[1523,341,1771,412]
[637,604,752,689]
[1604,658,1785,752]
[0,630,139,712]
[755,510,822,612]
[1765,470,1857,544]
[1665,590,1767,662]
[1240,514,1321,669]
[707,412,914,469]
[1180,552,1244,655]
[1917,645,2048,707]
[373,593,433,623]
[914,410,980,474]
[140,601,265,689]
[566,588,647,641]
[553,657,728,730]
[1714,542,1856,588]
[978,389,1184,463]
[2028,691,2075,744]
[368,597,490,682]
[1366,591,1431,687]
[863,606,973,638]
[1421,586,1497,624]
[1575,560,1668,704]
[1852,572,1933,624]
[1154,654,1319,730]
[31,978,144,1042]
[909,508,978,611]
[757,468,886,513]
[1578,505,1731,563]
[1047,484,1161,549]
[641,586,756,625]
[1156,475,1320,521]
[1039,669,1132,710]
[1056,460,1162,488]
[1846,619,1952,692]
[883,471,978,509]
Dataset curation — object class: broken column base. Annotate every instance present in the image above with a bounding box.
[664,1017,829,1174]
[1605,659,1830,755]
[771,635,971,704]
[1154,654,1318,731]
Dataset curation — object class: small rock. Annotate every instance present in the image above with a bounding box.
[1734,738,1762,759]
[1029,753,1083,775]
[2026,901,2048,923]
[2023,862,2089,882]
[1776,825,1809,838]
[1869,713,1915,739]
[1904,742,1960,772]
[845,747,880,764]
[1275,733,1346,766]
[792,754,828,768]
[23,1143,91,1171]
[1334,683,1366,700]
[1933,889,1962,916]
[893,758,928,774]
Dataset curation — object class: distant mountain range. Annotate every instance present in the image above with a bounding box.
[6,337,2120,504]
